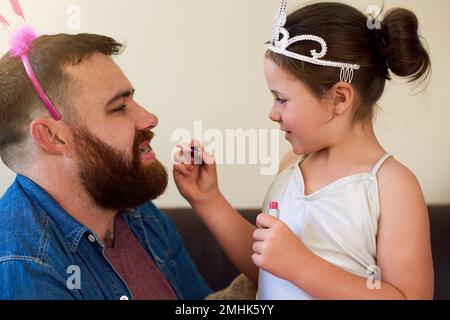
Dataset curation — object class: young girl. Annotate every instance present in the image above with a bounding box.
[174,1,434,300]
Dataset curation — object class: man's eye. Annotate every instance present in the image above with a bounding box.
[113,105,128,112]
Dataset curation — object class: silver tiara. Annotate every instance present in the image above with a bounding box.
[267,0,361,83]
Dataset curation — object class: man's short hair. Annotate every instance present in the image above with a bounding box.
[0,33,123,171]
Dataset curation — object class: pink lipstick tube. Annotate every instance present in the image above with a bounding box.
[268,201,280,218]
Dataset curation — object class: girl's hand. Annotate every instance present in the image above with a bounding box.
[173,140,220,205]
[252,213,312,281]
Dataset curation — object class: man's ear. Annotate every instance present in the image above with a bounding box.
[330,82,355,116]
[30,119,70,155]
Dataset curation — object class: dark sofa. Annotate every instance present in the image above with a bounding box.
[164,205,450,300]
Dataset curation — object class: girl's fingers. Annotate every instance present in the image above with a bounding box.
[176,141,215,166]
[176,144,192,154]
[173,164,191,176]
[256,213,276,229]
[175,143,194,164]
[251,253,262,268]
[253,228,268,241]
[252,241,264,254]
[173,150,183,164]
[202,150,216,166]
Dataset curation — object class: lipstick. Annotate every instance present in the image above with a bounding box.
[268,201,280,218]
[191,145,195,165]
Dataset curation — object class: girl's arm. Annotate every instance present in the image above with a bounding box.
[191,193,259,283]
[173,142,258,283]
[372,159,434,299]
[254,158,434,299]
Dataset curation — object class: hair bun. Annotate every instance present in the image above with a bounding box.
[378,8,430,82]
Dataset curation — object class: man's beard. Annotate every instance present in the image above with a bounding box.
[72,126,168,211]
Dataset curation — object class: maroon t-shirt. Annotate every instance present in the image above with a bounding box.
[104,214,178,300]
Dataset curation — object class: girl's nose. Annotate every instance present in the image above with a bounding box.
[269,109,281,123]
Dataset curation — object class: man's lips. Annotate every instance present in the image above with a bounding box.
[139,140,151,150]
[141,150,156,161]
[139,139,156,162]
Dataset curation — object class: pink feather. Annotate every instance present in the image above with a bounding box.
[10,0,25,20]
[9,25,37,57]
[0,14,10,27]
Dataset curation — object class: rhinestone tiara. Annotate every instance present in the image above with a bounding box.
[267,0,361,83]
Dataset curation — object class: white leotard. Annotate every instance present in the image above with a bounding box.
[257,153,393,300]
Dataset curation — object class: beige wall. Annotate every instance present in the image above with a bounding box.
[0,0,449,208]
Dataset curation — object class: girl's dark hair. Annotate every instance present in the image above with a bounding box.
[266,2,431,123]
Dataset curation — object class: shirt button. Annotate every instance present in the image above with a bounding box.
[120,295,129,301]
[88,234,96,243]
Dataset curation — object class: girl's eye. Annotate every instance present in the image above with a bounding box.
[114,105,128,112]
[275,98,287,104]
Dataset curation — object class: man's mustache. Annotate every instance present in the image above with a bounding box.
[134,131,155,152]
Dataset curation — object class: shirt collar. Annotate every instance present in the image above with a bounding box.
[16,175,91,252]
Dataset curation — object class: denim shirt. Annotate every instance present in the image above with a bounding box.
[0,175,212,300]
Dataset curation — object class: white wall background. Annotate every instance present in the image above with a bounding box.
[0,0,449,208]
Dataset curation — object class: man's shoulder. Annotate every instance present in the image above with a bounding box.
[0,182,47,261]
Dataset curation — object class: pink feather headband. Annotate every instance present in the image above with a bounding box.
[1,0,62,121]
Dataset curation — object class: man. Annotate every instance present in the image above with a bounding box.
[0,33,211,300]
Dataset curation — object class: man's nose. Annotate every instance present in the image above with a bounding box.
[135,105,159,131]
